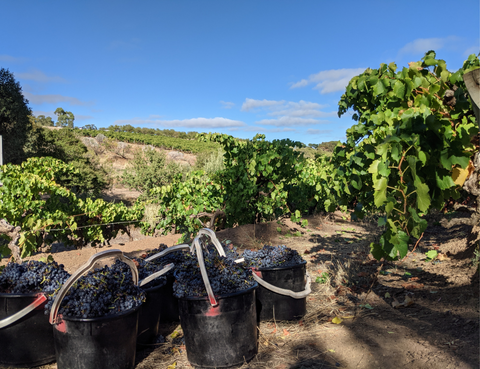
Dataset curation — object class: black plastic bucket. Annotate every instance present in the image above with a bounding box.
[256,261,307,321]
[159,275,179,323]
[0,292,55,367]
[178,285,258,368]
[137,283,165,344]
[53,305,140,369]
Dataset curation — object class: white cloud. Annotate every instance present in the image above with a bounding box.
[306,129,332,135]
[229,126,296,133]
[398,36,459,55]
[113,117,246,129]
[290,79,308,89]
[290,68,366,94]
[464,45,479,56]
[17,69,66,83]
[0,55,27,63]
[267,100,334,118]
[24,92,92,106]
[257,117,326,127]
[241,98,335,127]
[241,98,285,111]
[220,101,235,109]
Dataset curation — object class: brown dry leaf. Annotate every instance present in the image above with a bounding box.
[392,295,415,308]
[437,254,450,261]
[404,295,414,306]
[409,277,420,282]
[304,249,311,254]
[392,298,402,309]
[401,282,424,290]
[283,328,290,336]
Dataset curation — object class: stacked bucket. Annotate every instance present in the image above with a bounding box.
[0,228,311,368]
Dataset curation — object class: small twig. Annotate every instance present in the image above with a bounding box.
[399,231,424,264]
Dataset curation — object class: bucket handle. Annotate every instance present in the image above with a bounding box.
[144,244,190,262]
[251,270,312,299]
[49,249,139,325]
[195,228,226,257]
[138,263,174,287]
[0,293,47,330]
[191,235,219,307]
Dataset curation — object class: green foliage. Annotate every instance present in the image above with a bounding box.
[106,124,198,139]
[33,114,55,126]
[121,148,189,196]
[142,133,332,239]
[39,128,108,197]
[195,148,225,174]
[54,107,75,128]
[315,272,329,283]
[317,141,341,153]
[0,68,32,164]
[140,170,225,236]
[425,250,438,261]
[335,51,479,260]
[200,133,308,226]
[78,129,218,154]
[0,157,142,257]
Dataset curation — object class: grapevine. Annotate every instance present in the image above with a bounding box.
[334,51,479,260]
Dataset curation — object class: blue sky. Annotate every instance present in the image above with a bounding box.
[1,1,479,145]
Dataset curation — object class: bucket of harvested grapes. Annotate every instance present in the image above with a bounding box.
[142,243,191,323]
[242,245,311,321]
[123,256,176,345]
[48,250,145,369]
[174,231,258,368]
[0,260,70,367]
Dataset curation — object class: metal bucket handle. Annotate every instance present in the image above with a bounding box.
[191,235,219,307]
[195,228,226,257]
[138,263,174,288]
[0,293,47,330]
[49,249,139,325]
[144,244,190,262]
[251,269,312,299]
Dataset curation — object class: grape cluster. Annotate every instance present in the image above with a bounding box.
[242,245,305,268]
[144,244,189,277]
[173,248,255,298]
[46,261,145,319]
[221,242,240,260]
[0,260,71,294]
[114,258,168,290]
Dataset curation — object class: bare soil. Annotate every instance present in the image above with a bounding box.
[2,210,478,369]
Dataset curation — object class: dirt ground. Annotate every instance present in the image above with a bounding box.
[2,209,478,369]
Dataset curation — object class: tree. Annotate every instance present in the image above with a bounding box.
[0,68,32,164]
[34,114,55,126]
[54,107,75,128]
